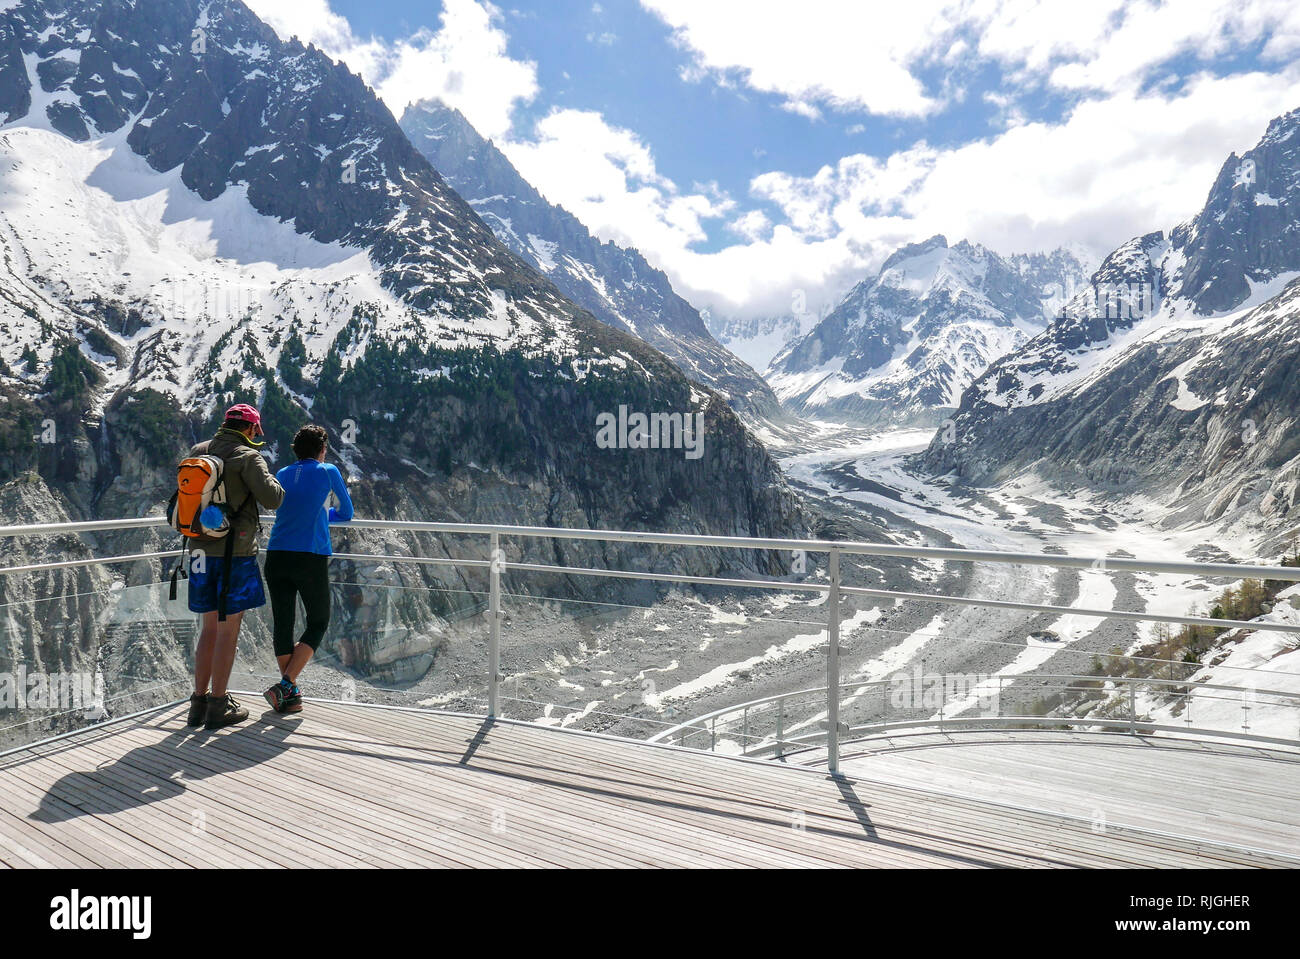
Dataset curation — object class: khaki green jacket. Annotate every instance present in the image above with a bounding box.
[189,428,284,557]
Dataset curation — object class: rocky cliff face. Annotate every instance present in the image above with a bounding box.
[0,0,808,712]
[921,108,1300,535]
[399,99,785,423]
[765,236,1088,426]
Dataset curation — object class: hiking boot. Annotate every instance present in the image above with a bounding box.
[281,689,303,714]
[186,693,208,726]
[204,693,248,730]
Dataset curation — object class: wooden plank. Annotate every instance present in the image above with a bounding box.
[97,724,562,869]
[304,705,1004,868]
[45,729,406,869]
[838,730,1300,863]
[0,760,187,868]
[314,705,1283,868]
[308,705,1139,867]
[188,710,822,868]
[321,706,1186,867]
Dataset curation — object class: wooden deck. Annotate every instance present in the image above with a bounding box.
[0,700,1293,868]
[835,730,1300,862]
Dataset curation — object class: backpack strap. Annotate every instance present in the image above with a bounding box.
[168,541,190,602]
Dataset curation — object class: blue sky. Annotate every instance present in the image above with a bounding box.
[247,0,1300,320]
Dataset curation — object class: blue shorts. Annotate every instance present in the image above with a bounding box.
[187,555,266,615]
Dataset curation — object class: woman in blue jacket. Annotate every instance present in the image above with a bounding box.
[262,424,354,713]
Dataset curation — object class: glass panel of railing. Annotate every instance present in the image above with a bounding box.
[823,604,1300,748]
[0,552,493,751]
[226,555,491,714]
[491,554,831,745]
[0,578,193,751]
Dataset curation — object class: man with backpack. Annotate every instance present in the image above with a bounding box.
[177,403,284,730]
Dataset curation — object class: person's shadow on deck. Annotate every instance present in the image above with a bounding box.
[30,713,297,824]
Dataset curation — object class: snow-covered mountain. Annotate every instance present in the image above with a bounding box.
[0,0,805,608]
[398,99,785,423]
[703,307,820,373]
[923,107,1300,534]
[765,236,1089,426]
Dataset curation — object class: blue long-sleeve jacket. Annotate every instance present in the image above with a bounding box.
[266,459,353,555]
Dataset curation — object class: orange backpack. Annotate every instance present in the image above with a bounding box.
[167,454,231,538]
[166,453,253,620]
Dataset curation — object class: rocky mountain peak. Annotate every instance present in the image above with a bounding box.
[880,234,949,272]
[1171,107,1300,314]
[765,235,1088,427]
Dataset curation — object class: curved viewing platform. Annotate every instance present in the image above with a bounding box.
[2,515,1300,871]
[4,702,1298,869]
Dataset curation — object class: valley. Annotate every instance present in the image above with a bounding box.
[276,418,1283,747]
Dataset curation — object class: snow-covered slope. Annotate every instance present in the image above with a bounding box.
[398,99,785,423]
[765,236,1089,426]
[923,107,1300,535]
[0,0,620,393]
[1141,585,1300,744]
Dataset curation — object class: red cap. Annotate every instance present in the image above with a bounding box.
[225,403,264,436]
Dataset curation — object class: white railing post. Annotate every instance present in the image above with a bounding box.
[1128,680,1137,735]
[826,547,842,776]
[488,532,501,718]
[775,698,785,760]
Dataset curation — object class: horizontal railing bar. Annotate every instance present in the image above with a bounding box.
[3,516,1299,582]
[841,584,1300,635]
[677,714,1300,759]
[331,552,489,570]
[838,717,1300,752]
[647,685,831,741]
[653,672,1300,742]
[0,550,181,577]
[503,559,825,593]
[345,520,1300,581]
[0,517,170,537]
[506,559,1299,635]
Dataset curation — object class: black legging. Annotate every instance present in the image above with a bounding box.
[264,550,331,657]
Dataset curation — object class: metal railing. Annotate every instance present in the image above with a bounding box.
[3,515,1300,771]
[647,672,1300,759]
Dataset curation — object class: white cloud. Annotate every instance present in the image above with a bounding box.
[242,0,390,78]
[729,210,772,242]
[662,67,1300,321]
[503,109,733,254]
[245,0,537,140]
[644,0,944,118]
[974,0,1300,94]
[641,0,1300,115]
[240,0,1300,328]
